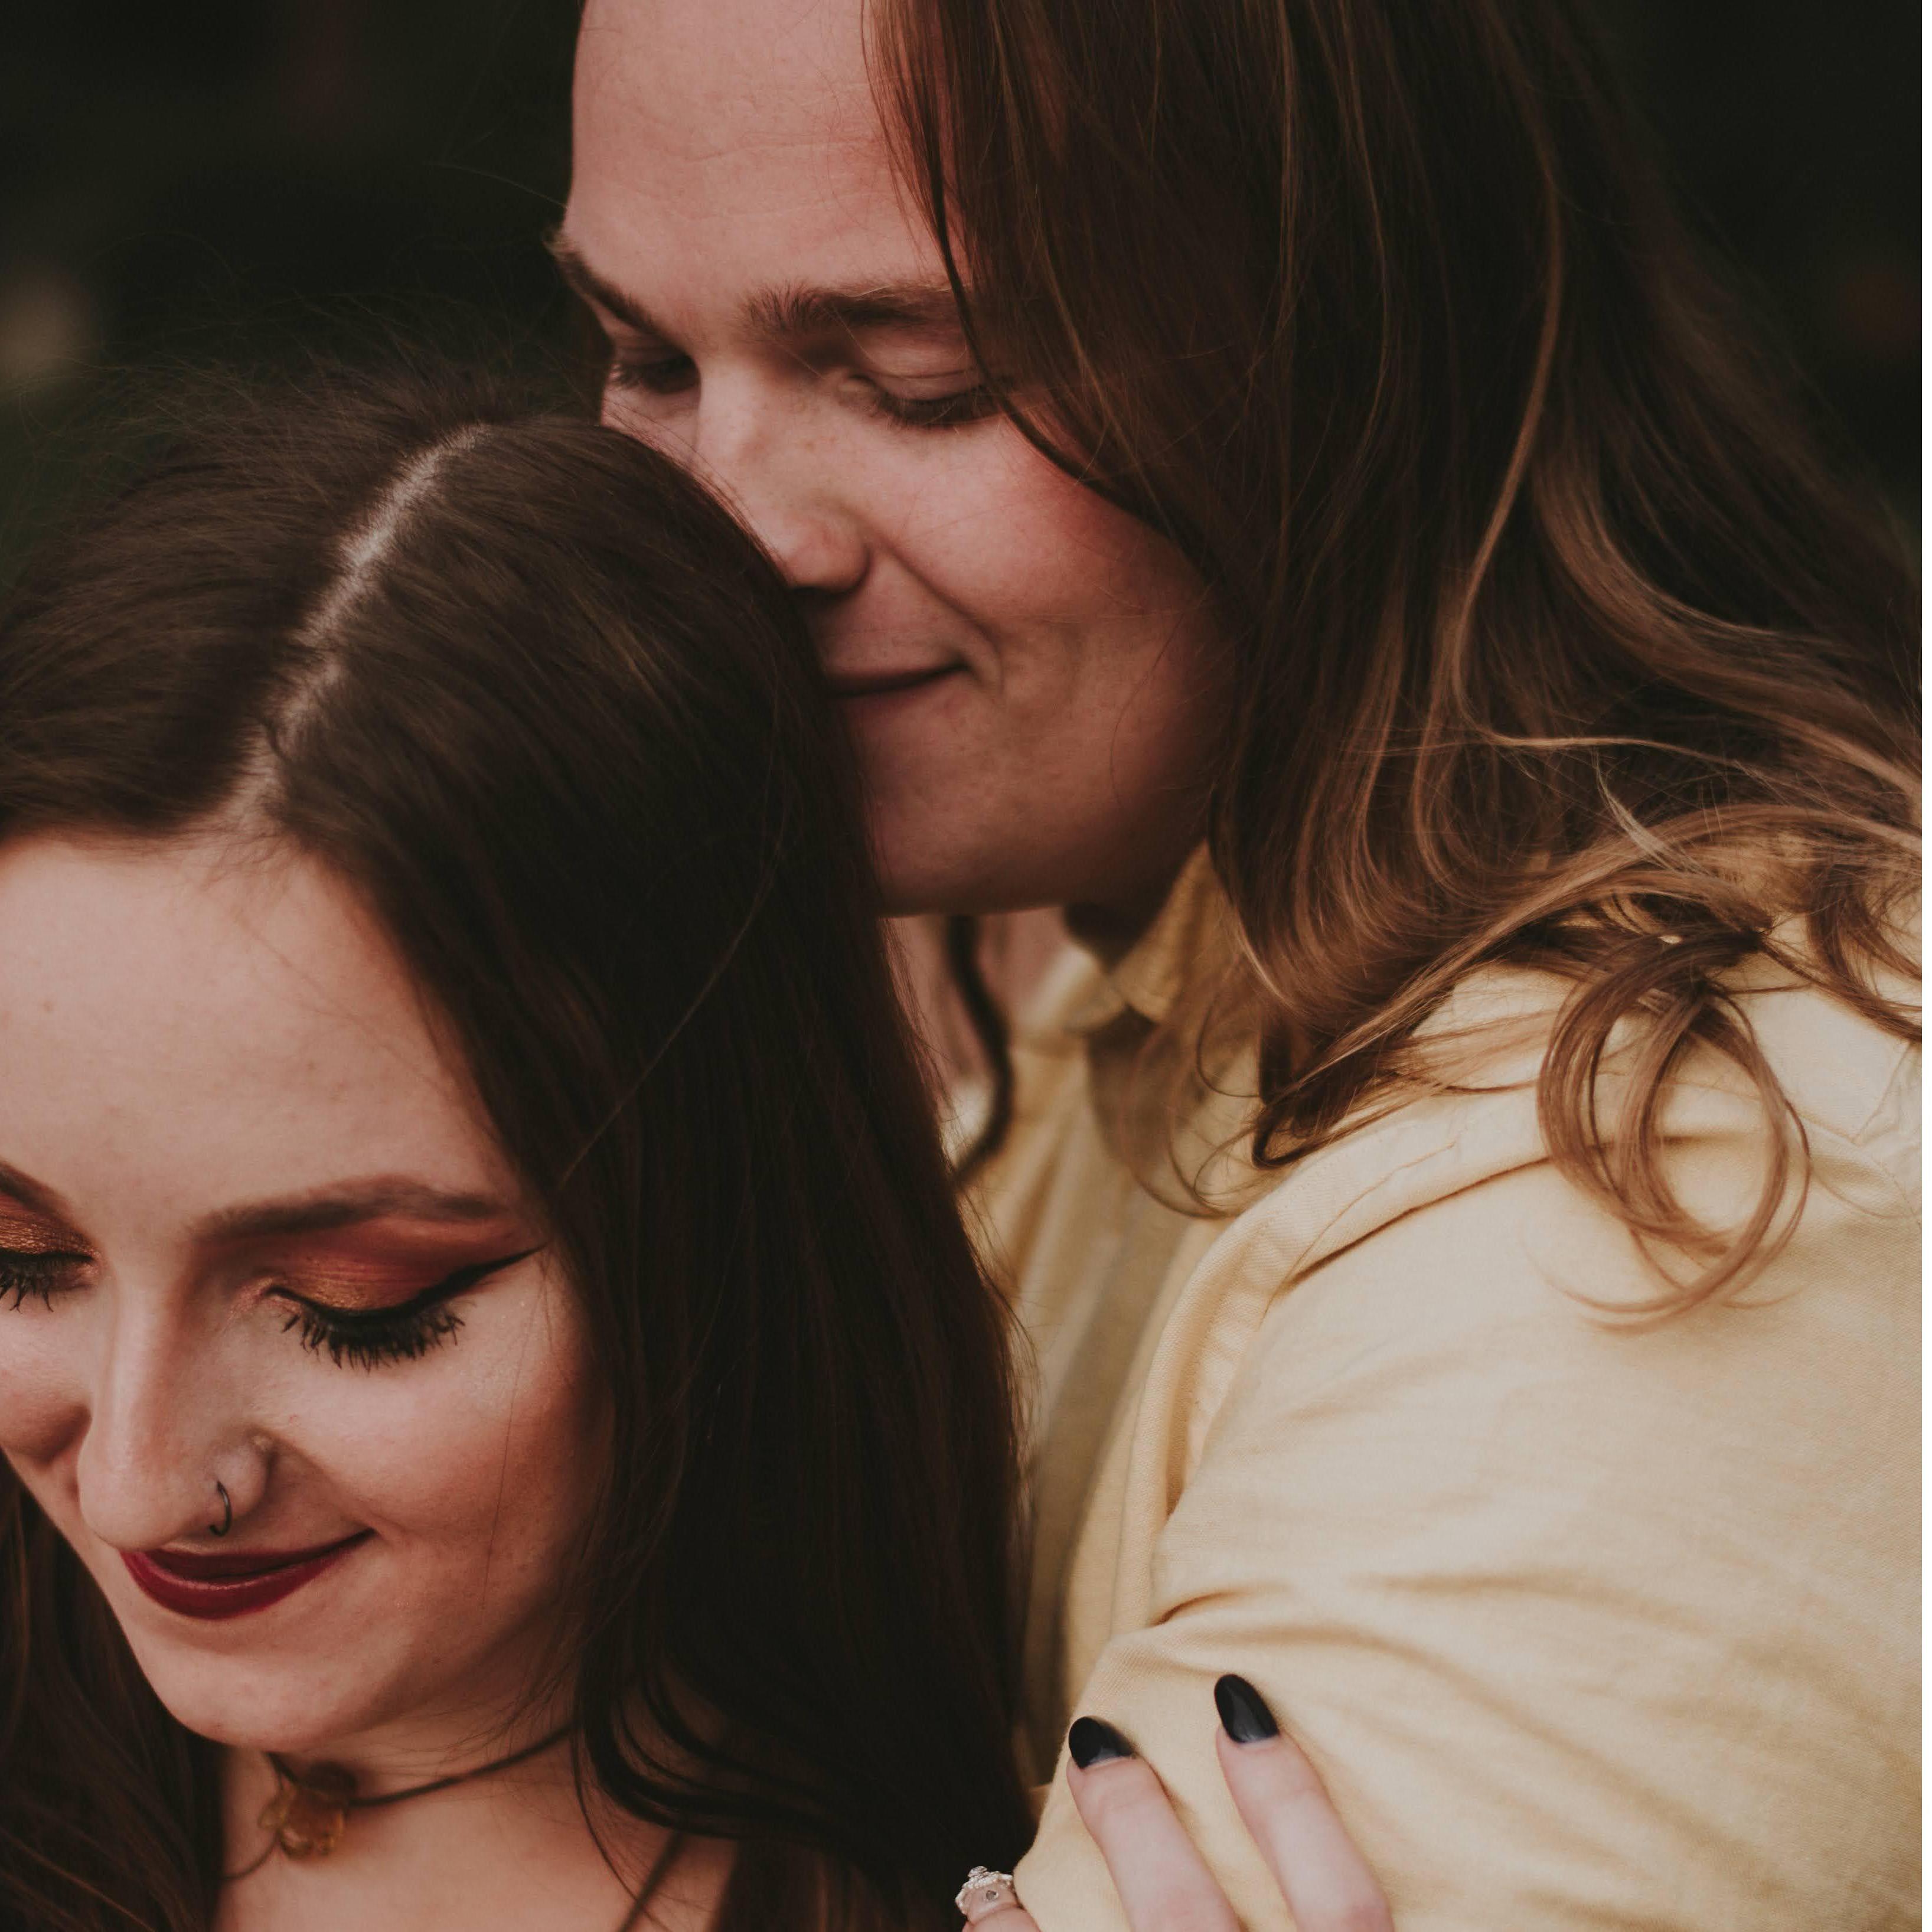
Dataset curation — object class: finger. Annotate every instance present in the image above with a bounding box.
[1213,1677,1392,1932]
[1065,1716,1241,1932]
[954,1871,1037,1932]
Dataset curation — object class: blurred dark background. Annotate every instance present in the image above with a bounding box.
[0,0,1917,584]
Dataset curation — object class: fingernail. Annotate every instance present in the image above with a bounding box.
[1068,1715,1136,1768]
[1214,1674,1280,1744]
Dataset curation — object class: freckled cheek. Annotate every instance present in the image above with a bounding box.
[0,1318,91,1467]
[886,443,1203,643]
[284,1314,606,1573]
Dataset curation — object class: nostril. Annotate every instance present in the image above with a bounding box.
[74,1435,227,1558]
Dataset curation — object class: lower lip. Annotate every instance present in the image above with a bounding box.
[122,1533,371,1621]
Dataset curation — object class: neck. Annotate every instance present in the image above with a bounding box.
[1063,852,1193,968]
[215,1711,726,1932]
[263,1701,567,1800]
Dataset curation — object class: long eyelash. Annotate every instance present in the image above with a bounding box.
[0,1253,84,1311]
[280,1300,465,1372]
[273,1248,534,1373]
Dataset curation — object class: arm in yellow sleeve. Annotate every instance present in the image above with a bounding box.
[1014,1073,1918,1931]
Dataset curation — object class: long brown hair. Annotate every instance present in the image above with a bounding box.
[0,368,1032,1930]
[879,0,1919,1304]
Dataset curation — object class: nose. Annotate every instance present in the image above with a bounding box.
[688,383,870,599]
[76,1299,260,1551]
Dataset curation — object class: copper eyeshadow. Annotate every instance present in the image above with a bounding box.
[0,1209,89,1257]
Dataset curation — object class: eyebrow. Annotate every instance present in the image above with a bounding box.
[0,1163,515,1246]
[546,231,963,346]
[745,280,964,340]
[0,1162,72,1223]
[198,1180,518,1245]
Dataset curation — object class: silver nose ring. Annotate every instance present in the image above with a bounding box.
[210,1480,233,1539]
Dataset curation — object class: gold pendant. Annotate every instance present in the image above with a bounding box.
[259,1762,358,1858]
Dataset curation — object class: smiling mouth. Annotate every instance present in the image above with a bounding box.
[123,1530,372,1621]
[823,664,963,701]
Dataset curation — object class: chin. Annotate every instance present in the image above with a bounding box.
[872,842,1073,920]
[867,811,1037,917]
[123,1635,393,1755]
[876,861,1025,921]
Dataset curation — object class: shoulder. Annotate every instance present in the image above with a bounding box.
[1721,944,1918,1195]
[1140,955,1918,1469]
[1042,955,1919,1932]
[1143,963,1918,1664]
[1233,944,1917,1287]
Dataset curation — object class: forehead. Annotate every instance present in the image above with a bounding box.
[0,835,499,1228]
[569,0,937,316]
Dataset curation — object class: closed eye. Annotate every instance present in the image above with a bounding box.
[0,1247,90,1310]
[864,383,1001,430]
[269,1246,543,1372]
[606,350,697,397]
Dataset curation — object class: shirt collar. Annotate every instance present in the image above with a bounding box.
[1065,845,1226,1037]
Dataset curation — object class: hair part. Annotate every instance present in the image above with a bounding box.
[0,365,1032,1930]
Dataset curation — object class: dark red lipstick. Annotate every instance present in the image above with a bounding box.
[122,1531,371,1621]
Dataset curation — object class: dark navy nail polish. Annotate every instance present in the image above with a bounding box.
[1214,1674,1280,1744]
[1068,1715,1137,1768]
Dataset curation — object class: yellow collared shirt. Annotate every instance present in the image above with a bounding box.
[972,861,1919,1930]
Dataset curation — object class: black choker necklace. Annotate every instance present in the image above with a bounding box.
[224,1725,572,1879]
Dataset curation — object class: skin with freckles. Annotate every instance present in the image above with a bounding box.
[564,0,1226,925]
[0,831,693,1931]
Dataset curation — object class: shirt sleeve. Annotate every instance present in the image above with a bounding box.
[1011,1117,1919,1930]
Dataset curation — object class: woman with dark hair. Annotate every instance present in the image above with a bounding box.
[0,373,1049,1931]
[0,361,1399,1931]
[559,0,1919,1924]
